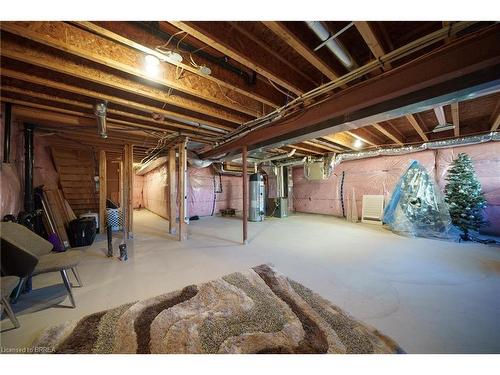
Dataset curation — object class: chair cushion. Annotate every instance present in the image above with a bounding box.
[33,251,83,275]
[0,222,53,257]
[1,276,20,298]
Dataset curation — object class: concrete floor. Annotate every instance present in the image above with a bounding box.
[1,209,499,353]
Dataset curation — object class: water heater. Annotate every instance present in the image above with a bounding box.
[249,173,265,222]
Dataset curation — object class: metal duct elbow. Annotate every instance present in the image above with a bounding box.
[188,158,213,168]
[187,150,213,168]
[94,102,108,139]
[306,21,354,69]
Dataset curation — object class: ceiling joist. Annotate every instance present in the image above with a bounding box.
[371,123,404,145]
[0,30,247,126]
[169,21,306,96]
[72,21,281,110]
[405,114,429,142]
[263,21,340,82]
[0,22,262,118]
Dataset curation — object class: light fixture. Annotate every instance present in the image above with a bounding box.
[353,139,363,149]
[198,65,211,76]
[144,54,161,77]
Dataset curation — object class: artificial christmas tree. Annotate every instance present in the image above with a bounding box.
[444,153,488,240]
[383,160,452,239]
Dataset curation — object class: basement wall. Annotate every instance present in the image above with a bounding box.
[1,108,59,218]
[293,142,500,235]
[140,163,243,219]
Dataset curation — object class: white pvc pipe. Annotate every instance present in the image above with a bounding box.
[306,22,354,69]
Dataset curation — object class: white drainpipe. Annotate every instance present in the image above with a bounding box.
[306,21,354,69]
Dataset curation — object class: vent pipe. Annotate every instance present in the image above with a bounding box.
[3,102,12,163]
[306,21,354,70]
[94,102,108,138]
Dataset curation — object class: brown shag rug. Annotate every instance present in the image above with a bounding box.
[32,265,404,354]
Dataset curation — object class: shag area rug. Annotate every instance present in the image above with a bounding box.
[32,265,404,354]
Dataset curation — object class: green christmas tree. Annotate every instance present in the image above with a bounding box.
[444,153,488,240]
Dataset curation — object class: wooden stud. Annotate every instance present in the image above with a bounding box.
[122,144,134,239]
[405,114,429,142]
[354,21,391,70]
[168,147,177,235]
[490,100,500,131]
[99,150,107,232]
[263,21,340,81]
[451,102,460,136]
[1,22,261,118]
[177,138,188,241]
[371,123,404,145]
[170,21,305,96]
[242,145,248,245]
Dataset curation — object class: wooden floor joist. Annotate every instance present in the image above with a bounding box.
[0,36,248,126]
[1,22,262,118]
[405,114,429,142]
[371,123,404,145]
[1,68,234,132]
[73,21,280,110]
[170,21,306,96]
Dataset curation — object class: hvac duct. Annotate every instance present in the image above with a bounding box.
[249,173,265,222]
[94,102,108,138]
[306,21,354,69]
[187,150,213,168]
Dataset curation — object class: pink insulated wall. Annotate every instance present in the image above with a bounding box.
[140,163,243,220]
[293,142,500,235]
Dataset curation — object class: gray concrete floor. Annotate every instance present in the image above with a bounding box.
[1,209,499,353]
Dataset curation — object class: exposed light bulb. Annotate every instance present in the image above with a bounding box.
[144,54,161,77]
[353,139,363,149]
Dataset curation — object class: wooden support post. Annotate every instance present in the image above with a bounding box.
[242,145,248,245]
[122,144,134,239]
[168,147,176,235]
[177,138,188,241]
[99,150,107,232]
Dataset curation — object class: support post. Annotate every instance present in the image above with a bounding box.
[24,123,35,213]
[99,150,107,232]
[242,145,248,244]
[168,147,176,235]
[3,102,12,163]
[122,144,134,239]
[177,138,188,241]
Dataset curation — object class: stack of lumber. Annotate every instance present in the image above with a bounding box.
[41,189,77,250]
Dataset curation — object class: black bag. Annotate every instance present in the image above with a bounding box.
[68,217,97,247]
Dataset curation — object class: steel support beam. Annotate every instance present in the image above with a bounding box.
[201,26,500,159]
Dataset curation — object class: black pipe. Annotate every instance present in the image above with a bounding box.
[24,123,35,213]
[107,225,113,257]
[3,102,12,163]
[138,22,257,86]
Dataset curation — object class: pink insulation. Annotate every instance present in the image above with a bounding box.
[1,109,59,218]
[133,174,144,209]
[142,164,169,218]
[293,142,500,235]
[188,167,243,217]
[140,163,244,219]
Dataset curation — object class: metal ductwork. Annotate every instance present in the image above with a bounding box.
[187,150,213,168]
[94,101,108,139]
[306,21,354,69]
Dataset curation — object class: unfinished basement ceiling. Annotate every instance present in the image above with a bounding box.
[0,21,499,163]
